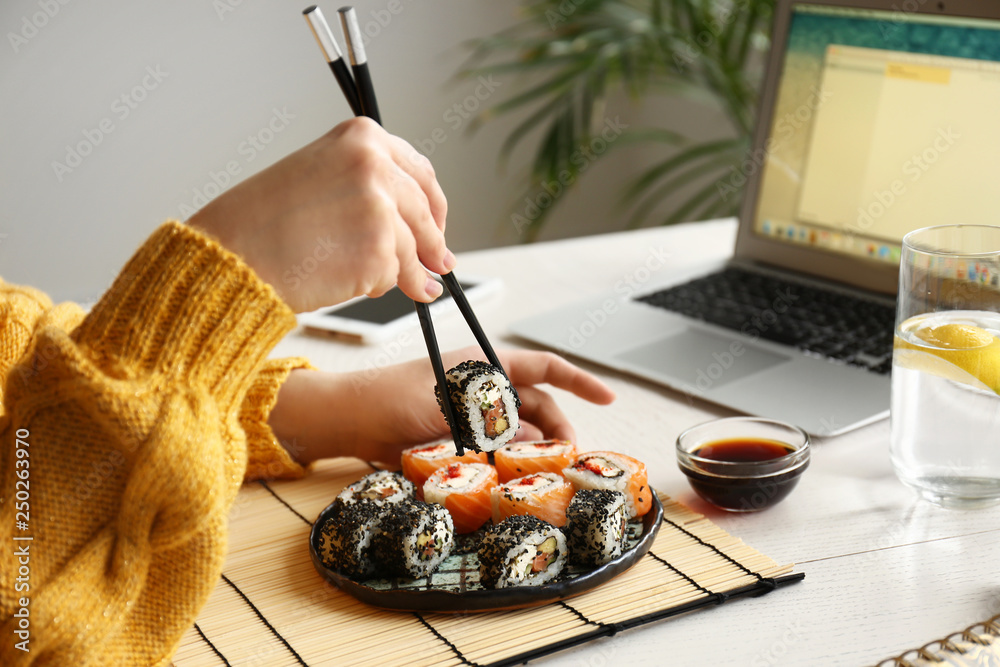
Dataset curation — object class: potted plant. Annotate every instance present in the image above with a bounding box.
[463,0,775,240]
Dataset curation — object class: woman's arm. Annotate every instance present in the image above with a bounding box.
[189,116,455,312]
[268,347,616,468]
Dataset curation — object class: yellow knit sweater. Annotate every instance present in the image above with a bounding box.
[0,222,311,665]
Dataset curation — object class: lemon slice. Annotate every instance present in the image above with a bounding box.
[896,322,1000,393]
[893,348,994,392]
[914,323,994,350]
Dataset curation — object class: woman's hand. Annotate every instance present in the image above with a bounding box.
[188,117,454,312]
[268,347,616,467]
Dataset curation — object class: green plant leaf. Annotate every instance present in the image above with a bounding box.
[465,0,772,240]
[623,147,739,228]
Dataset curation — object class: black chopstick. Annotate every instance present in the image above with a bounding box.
[439,273,516,395]
[337,7,381,124]
[305,4,515,454]
[302,6,362,117]
[415,304,468,454]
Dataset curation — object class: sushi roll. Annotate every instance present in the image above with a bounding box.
[493,439,578,483]
[333,470,415,514]
[565,489,630,566]
[423,462,498,534]
[401,440,488,497]
[478,515,567,589]
[435,360,520,453]
[491,472,575,527]
[316,500,385,579]
[371,500,455,579]
[563,451,652,519]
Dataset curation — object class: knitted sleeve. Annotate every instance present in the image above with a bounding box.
[240,357,315,482]
[0,276,311,485]
[0,221,298,666]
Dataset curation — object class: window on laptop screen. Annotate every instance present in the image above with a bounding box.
[752,4,1000,265]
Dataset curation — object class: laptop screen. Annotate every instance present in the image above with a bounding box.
[751,3,1000,266]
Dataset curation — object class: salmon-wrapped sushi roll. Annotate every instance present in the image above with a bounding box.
[423,462,498,534]
[491,472,575,527]
[401,441,488,498]
[562,451,652,518]
[494,439,577,483]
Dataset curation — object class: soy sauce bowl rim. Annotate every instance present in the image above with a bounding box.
[675,417,810,475]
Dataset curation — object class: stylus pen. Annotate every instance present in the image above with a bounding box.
[303,5,363,117]
[337,6,381,123]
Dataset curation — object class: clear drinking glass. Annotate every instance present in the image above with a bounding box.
[891,225,1000,509]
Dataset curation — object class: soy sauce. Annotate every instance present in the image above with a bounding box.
[680,437,807,512]
[694,438,795,463]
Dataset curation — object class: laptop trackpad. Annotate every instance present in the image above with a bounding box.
[616,328,789,389]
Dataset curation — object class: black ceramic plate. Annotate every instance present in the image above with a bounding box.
[308,492,663,613]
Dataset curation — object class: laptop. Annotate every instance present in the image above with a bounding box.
[509,0,1000,436]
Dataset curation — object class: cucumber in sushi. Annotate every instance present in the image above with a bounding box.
[478,515,567,589]
[371,500,455,579]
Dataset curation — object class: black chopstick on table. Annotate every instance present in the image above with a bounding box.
[305,4,513,455]
[337,6,381,123]
[303,6,362,117]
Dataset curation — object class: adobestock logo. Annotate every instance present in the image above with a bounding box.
[281,235,337,291]
[716,85,832,202]
[178,107,295,218]
[411,75,502,159]
[50,65,169,183]
[511,116,628,235]
[681,286,798,396]
[7,0,72,54]
[847,126,959,242]
[565,244,672,350]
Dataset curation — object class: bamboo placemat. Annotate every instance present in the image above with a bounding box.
[172,458,803,667]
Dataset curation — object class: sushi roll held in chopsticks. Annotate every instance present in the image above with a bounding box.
[423,462,498,534]
[563,451,652,519]
[565,489,630,566]
[401,440,488,497]
[436,360,520,453]
[493,439,577,483]
[491,472,575,527]
[371,500,455,579]
[478,515,567,589]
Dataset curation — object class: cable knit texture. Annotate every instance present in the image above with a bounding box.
[0,221,307,665]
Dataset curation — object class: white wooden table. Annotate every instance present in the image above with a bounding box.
[271,218,1000,666]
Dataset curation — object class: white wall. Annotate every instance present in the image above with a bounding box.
[0,0,735,303]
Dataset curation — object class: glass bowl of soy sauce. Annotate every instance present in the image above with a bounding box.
[676,417,810,512]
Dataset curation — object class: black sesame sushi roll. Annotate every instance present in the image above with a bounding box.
[565,489,630,566]
[316,500,385,579]
[478,515,567,589]
[371,500,454,579]
[436,360,520,453]
[332,470,415,515]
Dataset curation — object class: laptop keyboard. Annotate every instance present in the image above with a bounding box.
[635,267,896,375]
